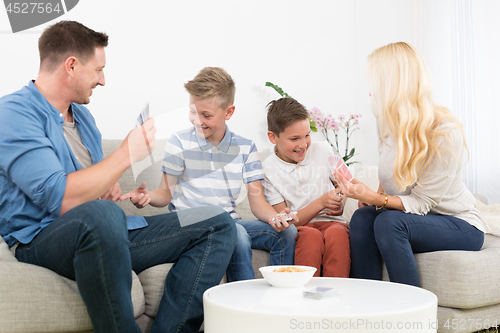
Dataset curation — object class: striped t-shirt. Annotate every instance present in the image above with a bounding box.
[162,126,264,219]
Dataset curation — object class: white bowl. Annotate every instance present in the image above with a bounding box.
[259,265,316,288]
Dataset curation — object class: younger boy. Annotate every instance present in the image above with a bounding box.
[261,97,350,277]
[121,67,298,282]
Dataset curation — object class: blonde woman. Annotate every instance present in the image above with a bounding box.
[334,42,489,287]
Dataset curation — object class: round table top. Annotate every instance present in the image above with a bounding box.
[204,277,437,318]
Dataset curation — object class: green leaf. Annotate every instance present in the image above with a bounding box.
[265,82,291,98]
[344,148,355,160]
[309,120,317,132]
[342,148,355,163]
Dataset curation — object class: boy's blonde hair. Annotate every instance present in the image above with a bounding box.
[368,42,466,191]
[267,97,309,135]
[184,67,235,109]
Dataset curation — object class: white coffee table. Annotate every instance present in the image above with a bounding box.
[203,277,437,332]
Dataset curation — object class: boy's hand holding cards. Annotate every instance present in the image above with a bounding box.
[328,155,353,182]
[272,211,298,224]
[136,102,150,127]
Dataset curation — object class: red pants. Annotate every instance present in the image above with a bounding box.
[295,221,350,277]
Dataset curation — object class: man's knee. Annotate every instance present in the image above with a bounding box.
[176,205,234,231]
[71,200,128,240]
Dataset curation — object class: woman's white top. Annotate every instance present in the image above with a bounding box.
[378,123,489,233]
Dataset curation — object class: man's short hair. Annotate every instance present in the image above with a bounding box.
[267,97,310,135]
[38,20,108,71]
[184,67,235,109]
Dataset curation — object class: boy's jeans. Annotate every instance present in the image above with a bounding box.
[225,219,297,282]
[15,200,236,333]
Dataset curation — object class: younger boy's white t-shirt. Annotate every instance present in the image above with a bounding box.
[262,141,345,224]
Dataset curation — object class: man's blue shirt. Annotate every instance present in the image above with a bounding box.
[0,81,104,247]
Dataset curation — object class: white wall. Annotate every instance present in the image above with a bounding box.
[0,0,417,164]
[1,0,498,201]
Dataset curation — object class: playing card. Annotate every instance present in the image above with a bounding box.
[335,157,344,170]
[327,156,338,170]
[136,102,150,127]
[337,161,353,181]
[328,155,353,181]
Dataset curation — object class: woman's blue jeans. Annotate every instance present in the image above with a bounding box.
[349,206,484,287]
[15,200,236,333]
[225,219,297,282]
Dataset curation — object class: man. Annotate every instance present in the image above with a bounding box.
[0,20,236,333]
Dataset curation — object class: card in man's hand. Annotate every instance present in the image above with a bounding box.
[136,102,150,127]
[328,155,353,181]
[134,102,154,164]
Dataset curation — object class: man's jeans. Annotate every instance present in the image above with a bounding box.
[15,200,236,333]
[349,206,484,287]
[225,219,297,282]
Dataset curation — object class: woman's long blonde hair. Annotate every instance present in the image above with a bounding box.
[368,42,466,191]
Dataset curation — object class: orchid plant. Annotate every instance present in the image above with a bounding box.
[265,82,361,166]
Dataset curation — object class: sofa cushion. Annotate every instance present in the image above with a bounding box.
[0,236,17,262]
[437,303,500,333]
[252,249,270,279]
[0,260,145,332]
[137,263,174,318]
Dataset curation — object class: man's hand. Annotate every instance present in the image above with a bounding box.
[122,118,156,165]
[59,119,156,216]
[268,208,298,232]
[119,182,150,208]
[100,182,122,202]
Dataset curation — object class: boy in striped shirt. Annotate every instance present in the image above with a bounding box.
[121,67,298,282]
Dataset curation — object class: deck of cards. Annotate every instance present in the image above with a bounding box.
[303,286,337,299]
[328,155,353,182]
[272,211,298,223]
[136,102,150,127]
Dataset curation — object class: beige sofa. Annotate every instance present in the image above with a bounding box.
[1,139,499,333]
